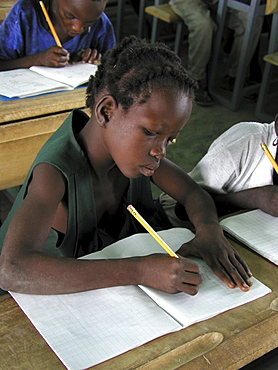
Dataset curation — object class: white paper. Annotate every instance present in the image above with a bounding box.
[10,228,272,370]
[30,63,97,88]
[0,63,97,98]
[220,209,278,265]
[0,69,70,98]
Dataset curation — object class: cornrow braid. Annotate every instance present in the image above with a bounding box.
[86,36,197,111]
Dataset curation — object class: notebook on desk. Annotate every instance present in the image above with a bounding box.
[0,63,97,99]
[220,209,278,266]
[10,228,271,370]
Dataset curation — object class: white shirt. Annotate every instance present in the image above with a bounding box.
[189,121,277,193]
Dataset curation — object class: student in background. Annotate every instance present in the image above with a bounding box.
[0,0,116,71]
[0,36,252,296]
[168,0,263,106]
[161,114,278,224]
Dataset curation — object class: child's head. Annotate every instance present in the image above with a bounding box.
[85,36,197,179]
[86,36,197,111]
[52,0,107,36]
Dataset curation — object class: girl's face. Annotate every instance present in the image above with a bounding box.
[53,0,107,37]
[104,90,192,179]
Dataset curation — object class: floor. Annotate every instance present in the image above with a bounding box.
[0,1,277,368]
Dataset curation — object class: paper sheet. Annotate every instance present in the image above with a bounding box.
[220,209,278,265]
[10,228,272,370]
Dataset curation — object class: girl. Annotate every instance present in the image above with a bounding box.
[0,36,252,295]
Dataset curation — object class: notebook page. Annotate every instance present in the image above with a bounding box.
[10,230,190,370]
[9,228,272,369]
[82,227,195,260]
[85,227,271,328]
[140,258,271,328]
[30,63,98,89]
[220,209,278,265]
[10,285,181,370]
[0,69,70,98]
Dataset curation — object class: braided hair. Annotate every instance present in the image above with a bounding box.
[86,36,197,111]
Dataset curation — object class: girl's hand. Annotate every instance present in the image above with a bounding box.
[177,224,253,292]
[34,46,69,67]
[70,48,101,65]
[138,254,202,295]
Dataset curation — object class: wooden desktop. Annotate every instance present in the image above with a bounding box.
[0,239,277,369]
[0,88,89,190]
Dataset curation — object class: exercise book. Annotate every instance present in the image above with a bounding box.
[10,228,271,370]
[0,63,97,99]
[220,209,278,265]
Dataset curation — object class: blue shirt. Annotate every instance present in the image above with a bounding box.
[0,0,116,60]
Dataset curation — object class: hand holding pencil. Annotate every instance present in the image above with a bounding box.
[39,1,100,67]
[127,205,202,295]
[38,1,69,67]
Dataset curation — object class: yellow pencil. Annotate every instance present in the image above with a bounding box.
[39,1,62,47]
[127,205,179,258]
[260,142,278,174]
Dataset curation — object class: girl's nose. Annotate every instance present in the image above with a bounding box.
[150,142,167,159]
[71,20,84,34]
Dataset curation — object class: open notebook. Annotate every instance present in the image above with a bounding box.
[10,228,271,370]
[220,209,278,266]
[0,63,97,99]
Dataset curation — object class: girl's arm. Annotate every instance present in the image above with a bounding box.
[0,46,69,71]
[209,185,278,217]
[153,158,253,292]
[0,163,202,295]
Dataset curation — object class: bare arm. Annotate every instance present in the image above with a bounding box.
[0,46,69,71]
[153,158,252,292]
[210,185,278,217]
[0,163,202,295]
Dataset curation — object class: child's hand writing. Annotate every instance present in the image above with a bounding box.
[177,224,253,292]
[70,48,101,65]
[137,254,202,295]
[35,46,69,67]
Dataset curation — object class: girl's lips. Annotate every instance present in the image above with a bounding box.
[68,32,80,37]
[140,164,159,177]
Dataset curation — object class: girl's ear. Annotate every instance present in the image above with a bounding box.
[95,95,117,127]
[274,113,278,136]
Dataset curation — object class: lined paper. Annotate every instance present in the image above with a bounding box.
[220,209,278,265]
[0,63,97,98]
[12,285,180,370]
[10,228,271,370]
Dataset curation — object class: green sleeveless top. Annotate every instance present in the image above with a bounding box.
[0,110,171,258]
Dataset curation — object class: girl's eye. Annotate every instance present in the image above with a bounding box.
[168,138,177,145]
[144,129,156,137]
[65,12,75,20]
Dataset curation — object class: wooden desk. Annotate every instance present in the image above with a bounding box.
[0,0,16,24]
[0,88,89,190]
[0,240,277,369]
[0,87,87,126]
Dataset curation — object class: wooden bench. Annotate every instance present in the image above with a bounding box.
[263,52,278,67]
[145,3,182,23]
[145,3,187,56]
